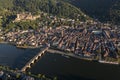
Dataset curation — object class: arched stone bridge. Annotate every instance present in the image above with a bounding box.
[21,47,49,72]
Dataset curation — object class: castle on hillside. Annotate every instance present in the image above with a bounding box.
[13,12,40,22]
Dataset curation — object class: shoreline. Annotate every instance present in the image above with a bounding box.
[0,41,8,44]
[16,45,38,49]
[47,49,119,65]
[0,41,38,49]
[99,60,119,65]
[0,42,119,65]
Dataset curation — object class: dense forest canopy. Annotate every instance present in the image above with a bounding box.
[0,0,90,29]
[0,0,120,28]
[0,0,13,10]
[62,0,120,24]
[110,0,120,25]
[0,0,88,19]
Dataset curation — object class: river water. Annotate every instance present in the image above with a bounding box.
[0,44,120,80]
[0,43,40,69]
[28,52,120,80]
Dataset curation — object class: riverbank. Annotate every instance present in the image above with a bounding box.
[47,49,93,61]
[28,51,120,80]
[47,49,119,65]
[99,60,119,65]
[16,45,38,49]
[0,41,8,44]
[0,41,38,49]
[0,42,119,65]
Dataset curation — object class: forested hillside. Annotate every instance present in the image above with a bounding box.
[63,0,120,24]
[0,0,90,29]
[110,0,120,25]
[0,0,88,20]
[13,0,86,19]
[0,0,13,10]
[0,0,120,26]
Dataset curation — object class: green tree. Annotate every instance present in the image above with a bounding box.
[53,77,57,80]
[37,74,42,78]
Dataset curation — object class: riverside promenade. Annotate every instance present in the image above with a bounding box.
[47,49,119,65]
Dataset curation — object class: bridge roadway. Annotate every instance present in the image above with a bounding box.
[21,47,49,72]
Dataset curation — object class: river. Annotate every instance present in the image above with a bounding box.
[0,44,120,80]
[28,52,120,80]
[0,43,40,69]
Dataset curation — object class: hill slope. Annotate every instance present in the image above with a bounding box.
[63,0,120,24]
[0,0,13,10]
[0,0,89,20]
[0,0,90,29]
[110,0,120,25]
